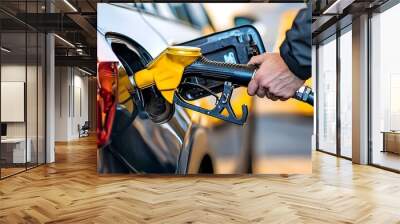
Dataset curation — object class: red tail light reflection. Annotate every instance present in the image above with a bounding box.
[97,61,118,148]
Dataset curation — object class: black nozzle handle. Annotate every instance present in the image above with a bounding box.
[184,57,256,86]
[184,57,314,106]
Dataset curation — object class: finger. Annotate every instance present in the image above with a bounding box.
[263,88,279,101]
[280,97,290,101]
[248,54,265,65]
[247,79,258,96]
[269,94,279,101]
[265,90,276,101]
[256,87,265,98]
[265,91,272,100]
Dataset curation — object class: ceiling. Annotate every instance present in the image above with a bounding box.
[0,0,101,73]
[312,0,391,43]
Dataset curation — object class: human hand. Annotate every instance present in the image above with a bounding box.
[247,53,305,101]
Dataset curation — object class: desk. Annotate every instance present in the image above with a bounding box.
[1,138,31,164]
[382,131,400,154]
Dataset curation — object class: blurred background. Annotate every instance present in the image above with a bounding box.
[203,3,314,173]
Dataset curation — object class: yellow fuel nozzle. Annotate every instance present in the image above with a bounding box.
[134,46,202,103]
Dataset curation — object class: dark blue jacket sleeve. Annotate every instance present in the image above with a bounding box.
[279,6,312,80]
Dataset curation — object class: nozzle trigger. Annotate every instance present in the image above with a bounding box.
[174,81,248,125]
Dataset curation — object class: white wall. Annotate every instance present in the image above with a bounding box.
[55,66,69,141]
[54,66,89,141]
[1,65,41,138]
[1,65,26,139]
[1,63,46,163]
[72,73,89,138]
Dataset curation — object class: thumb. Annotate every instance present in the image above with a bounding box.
[247,79,258,96]
[248,54,265,65]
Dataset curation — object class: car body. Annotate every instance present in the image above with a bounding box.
[97,3,254,174]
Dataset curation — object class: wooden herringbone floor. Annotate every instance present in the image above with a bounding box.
[1,136,400,224]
